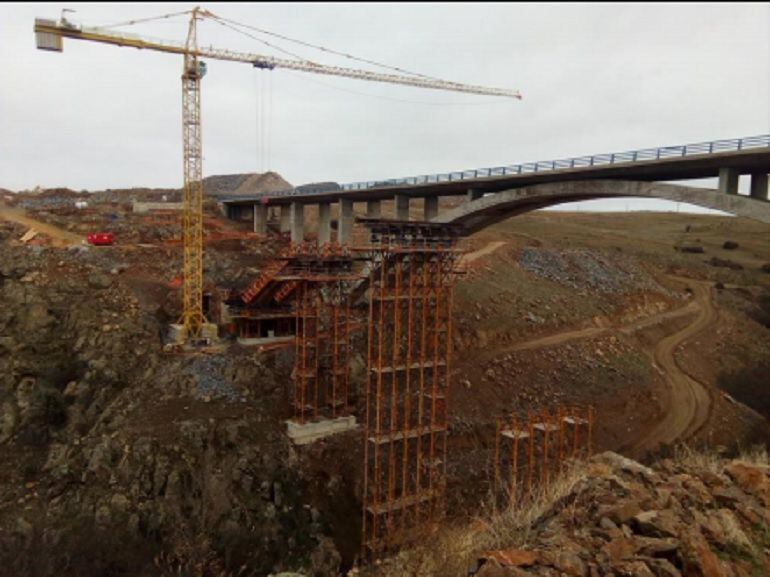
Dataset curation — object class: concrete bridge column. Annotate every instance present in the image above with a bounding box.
[467,189,483,202]
[318,203,331,246]
[750,173,769,201]
[254,203,268,234]
[290,202,305,244]
[338,198,354,244]
[395,194,410,221]
[366,200,381,219]
[718,167,739,195]
[424,196,439,220]
[279,205,291,233]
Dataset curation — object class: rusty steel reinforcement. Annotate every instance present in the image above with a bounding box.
[494,405,593,507]
[289,243,360,424]
[359,222,462,559]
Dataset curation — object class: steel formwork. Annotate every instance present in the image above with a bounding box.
[287,243,361,424]
[494,405,593,506]
[359,221,462,558]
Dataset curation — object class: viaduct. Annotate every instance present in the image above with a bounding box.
[221,135,770,240]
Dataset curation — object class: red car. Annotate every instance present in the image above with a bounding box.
[87,232,115,246]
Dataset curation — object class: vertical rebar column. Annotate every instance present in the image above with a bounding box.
[527,412,535,494]
[494,417,502,498]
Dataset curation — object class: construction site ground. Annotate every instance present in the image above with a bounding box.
[0,188,769,576]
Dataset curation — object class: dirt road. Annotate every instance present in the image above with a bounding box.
[0,203,83,247]
[628,279,716,454]
[461,241,507,265]
[469,275,717,454]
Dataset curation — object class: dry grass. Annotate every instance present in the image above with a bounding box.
[669,443,769,474]
[371,461,590,577]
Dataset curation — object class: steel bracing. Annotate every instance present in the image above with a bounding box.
[360,223,462,558]
[493,405,594,507]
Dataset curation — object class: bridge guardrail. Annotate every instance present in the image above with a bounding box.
[230,135,769,201]
[337,134,770,192]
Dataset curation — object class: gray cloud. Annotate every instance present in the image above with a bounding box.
[2,2,768,215]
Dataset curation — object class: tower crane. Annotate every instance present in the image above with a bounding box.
[34,7,521,343]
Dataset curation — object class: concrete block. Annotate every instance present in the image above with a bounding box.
[286,416,358,445]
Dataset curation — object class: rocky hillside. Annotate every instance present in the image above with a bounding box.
[0,220,340,576]
[375,450,770,577]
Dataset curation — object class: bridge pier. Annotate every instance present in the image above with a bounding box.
[318,203,331,245]
[750,173,769,201]
[718,167,739,195]
[291,202,305,244]
[280,205,291,233]
[339,198,354,244]
[254,203,268,234]
[424,196,438,220]
[395,194,410,220]
[366,200,381,219]
[467,189,483,202]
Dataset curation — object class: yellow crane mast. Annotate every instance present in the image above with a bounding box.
[34,7,521,343]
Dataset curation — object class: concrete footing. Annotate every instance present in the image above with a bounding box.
[166,322,219,345]
[286,416,358,445]
[750,173,768,201]
[718,167,739,195]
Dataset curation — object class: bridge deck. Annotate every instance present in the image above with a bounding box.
[221,135,770,206]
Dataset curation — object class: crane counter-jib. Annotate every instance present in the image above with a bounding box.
[33,19,521,99]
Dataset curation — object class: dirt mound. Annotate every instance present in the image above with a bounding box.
[203,171,292,197]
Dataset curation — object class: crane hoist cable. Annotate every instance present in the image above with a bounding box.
[34,8,521,344]
[204,11,440,81]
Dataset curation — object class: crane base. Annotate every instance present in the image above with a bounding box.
[166,322,219,347]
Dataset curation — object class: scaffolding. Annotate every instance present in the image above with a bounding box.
[288,243,361,424]
[493,405,593,506]
[359,220,463,559]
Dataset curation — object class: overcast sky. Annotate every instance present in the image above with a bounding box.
[1,2,768,212]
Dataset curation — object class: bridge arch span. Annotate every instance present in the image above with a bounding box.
[434,180,770,234]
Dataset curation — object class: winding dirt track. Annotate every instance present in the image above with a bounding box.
[627,279,716,454]
[463,239,718,453]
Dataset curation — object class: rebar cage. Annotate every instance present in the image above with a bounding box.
[360,222,463,558]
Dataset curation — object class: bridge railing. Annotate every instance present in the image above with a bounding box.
[336,134,770,192]
[227,135,770,201]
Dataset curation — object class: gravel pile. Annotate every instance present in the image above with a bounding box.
[185,355,240,402]
[520,247,668,295]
